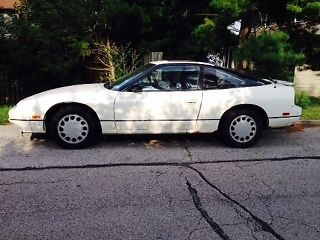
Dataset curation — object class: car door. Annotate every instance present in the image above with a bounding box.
[114,65,203,133]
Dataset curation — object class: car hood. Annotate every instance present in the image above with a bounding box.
[21,83,107,101]
[12,83,116,120]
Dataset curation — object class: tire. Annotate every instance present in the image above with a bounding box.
[49,106,99,149]
[220,109,263,148]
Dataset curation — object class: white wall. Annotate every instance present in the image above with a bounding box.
[294,67,320,97]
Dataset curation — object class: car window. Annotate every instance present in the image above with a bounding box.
[139,65,200,91]
[106,63,154,91]
[201,67,263,90]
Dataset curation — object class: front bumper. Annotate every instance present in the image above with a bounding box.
[9,107,45,133]
[9,119,45,133]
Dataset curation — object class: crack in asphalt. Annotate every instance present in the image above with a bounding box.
[0,156,319,172]
[277,216,320,234]
[0,179,70,186]
[184,145,193,161]
[1,155,318,240]
[153,167,175,214]
[186,179,232,240]
[187,165,286,240]
[185,216,203,240]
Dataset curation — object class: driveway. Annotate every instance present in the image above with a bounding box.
[0,125,320,240]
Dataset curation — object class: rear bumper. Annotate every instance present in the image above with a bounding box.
[269,116,301,128]
[269,105,301,128]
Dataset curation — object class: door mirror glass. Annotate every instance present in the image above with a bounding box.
[130,82,143,92]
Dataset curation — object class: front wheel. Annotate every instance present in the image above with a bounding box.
[50,106,98,149]
[220,109,263,148]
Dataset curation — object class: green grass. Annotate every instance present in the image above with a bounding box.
[302,97,320,120]
[0,105,11,125]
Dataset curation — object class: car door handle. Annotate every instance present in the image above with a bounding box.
[186,100,197,104]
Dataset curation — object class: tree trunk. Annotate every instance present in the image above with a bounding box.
[238,11,257,69]
[106,39,115,82]
[239,11,257,45]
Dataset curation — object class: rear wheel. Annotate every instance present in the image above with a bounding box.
[220,109,263,148]
[50,106,98,149]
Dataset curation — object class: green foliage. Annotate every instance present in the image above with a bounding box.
[302,105,320,120]
[301,97,320,120]
[286,4,303,13]
[210,0,252,18]
[92,40,141,83]
[0,15,7,39]
[4,0,212,99]
[236,31,305,80]
[287,0,320,70]
[8,0,97,96]
[290,29,320,70]
[137,0,212,60]
[193,18,216,53]
[1,0,320,101]
[295,91,311,109]
[287,0,320,20]
[0,105,11,125]
[237,31,305,66]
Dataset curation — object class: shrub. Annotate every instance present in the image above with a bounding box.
[91,40,141,84]
[0,105,11,125]
[295,91,311,108]
[236,31,305,81]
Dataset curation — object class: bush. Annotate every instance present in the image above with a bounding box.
[0,105,11,125]
[236,31,305,81]
[91,40,141,84]
[295,91,311,108]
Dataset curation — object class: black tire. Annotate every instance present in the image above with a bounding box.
[219,109,263,148]
[49,106,99,149]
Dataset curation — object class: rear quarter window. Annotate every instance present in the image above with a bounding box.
[202,67,264,90]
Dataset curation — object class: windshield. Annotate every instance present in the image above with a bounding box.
[105,63,155,90]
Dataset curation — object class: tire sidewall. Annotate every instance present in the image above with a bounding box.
[50,106,97,149]
[220,109,263,148]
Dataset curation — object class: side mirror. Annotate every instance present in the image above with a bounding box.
[131,83,143,93]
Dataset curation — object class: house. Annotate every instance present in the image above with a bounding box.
[0,0,19,11]
[295,66,320,97]
[294,24,320,97]
[0,0,20,33]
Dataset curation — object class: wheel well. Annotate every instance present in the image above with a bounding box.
[44,103,102,135]
[218,104,269,130]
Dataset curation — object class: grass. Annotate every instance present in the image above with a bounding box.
[0,105,11,125]
[301,97,320,121]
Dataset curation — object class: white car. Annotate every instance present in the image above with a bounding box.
[9,61,302,148]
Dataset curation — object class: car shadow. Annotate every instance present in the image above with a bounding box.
[24,128,304,150]
[28,131,223,149]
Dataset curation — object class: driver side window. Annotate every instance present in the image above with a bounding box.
[140,65,200,91]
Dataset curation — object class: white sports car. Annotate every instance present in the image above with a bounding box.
[9,61,301,148]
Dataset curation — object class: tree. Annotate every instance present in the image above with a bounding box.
[9,0,98,96]
[7,0,215,98]
[236,31,305,80]
[91,40,141,83]
[194,0,320,78]
[136,0,213,60]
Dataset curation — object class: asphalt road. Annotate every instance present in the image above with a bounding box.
[0,125,320,240]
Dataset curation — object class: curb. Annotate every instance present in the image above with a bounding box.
[298,120,320,127]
